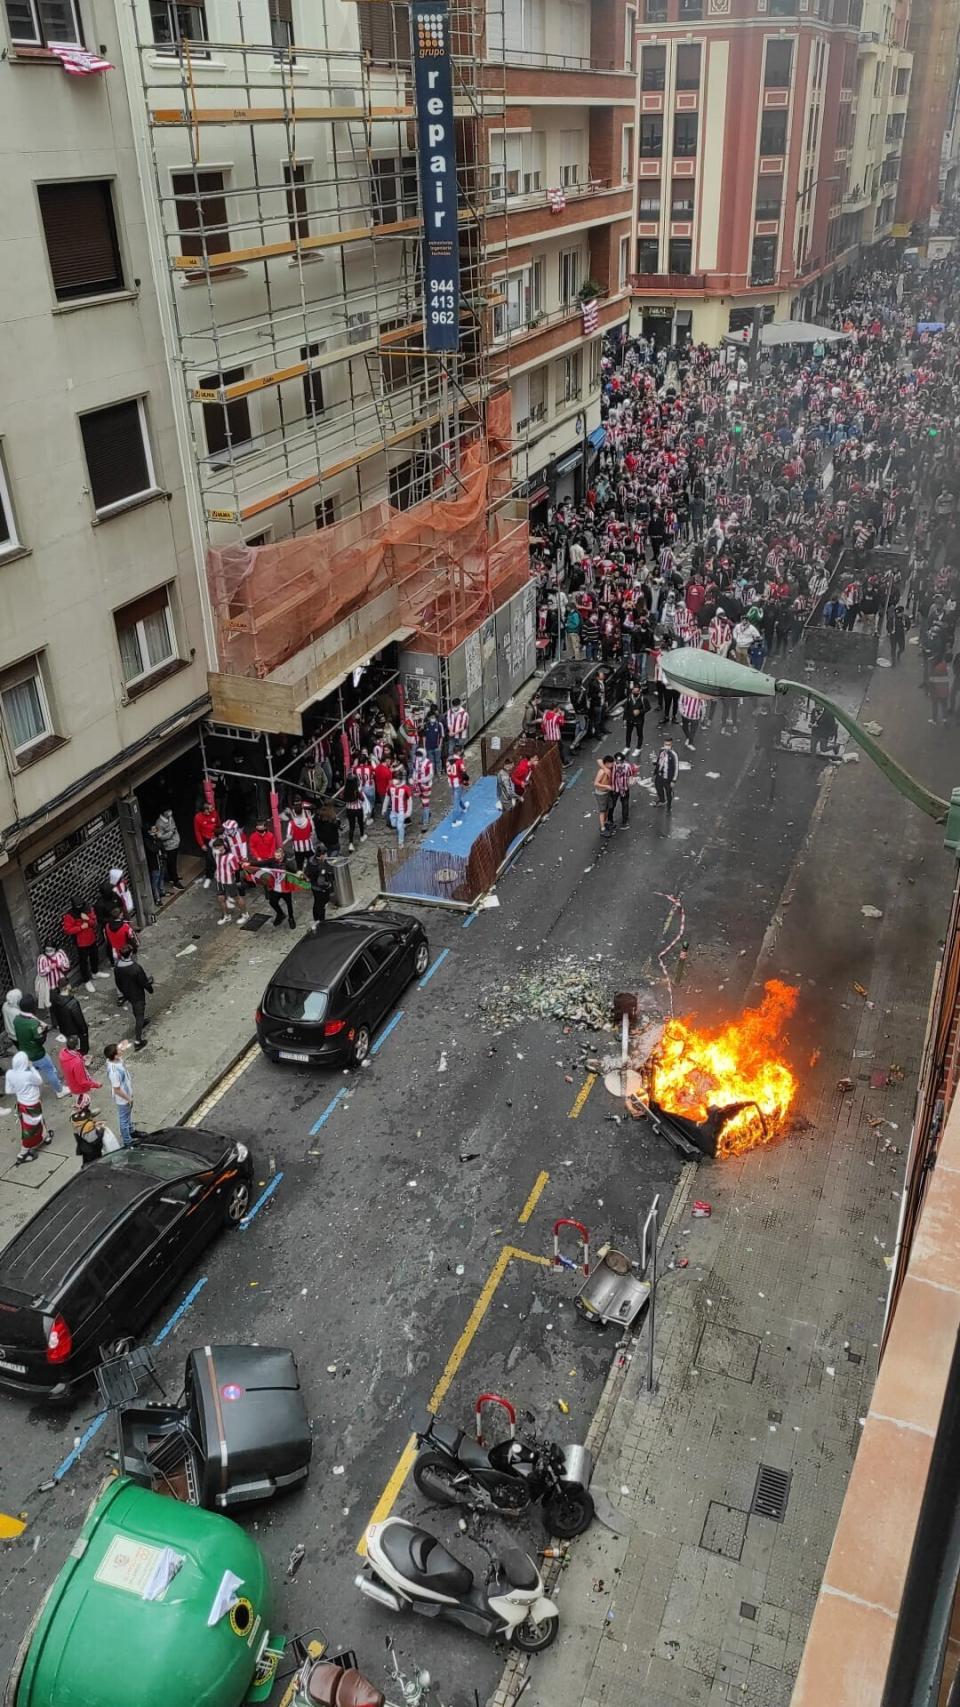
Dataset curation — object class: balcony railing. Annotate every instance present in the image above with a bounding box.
[628,271,707,291]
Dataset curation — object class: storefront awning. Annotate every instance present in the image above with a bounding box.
[554,449,583,477]
[588,425,606,450]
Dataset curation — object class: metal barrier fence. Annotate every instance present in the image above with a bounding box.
[377,742,562,907]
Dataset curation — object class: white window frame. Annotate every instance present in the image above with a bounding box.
[489,130,544,199]
[589,338,602,390]
[561,350,582,403]
[619,233,631,289]
[0,447,22,557]
[115,591,178,688]
[529,365,548,422]
[559,129,585,188]
[492,260,543,339]
[621,124,635,183]
[5,0,83,46]
[0,657,53,759]
[625,4,637,67]
[559,247,581,304]
[83,397,159,518]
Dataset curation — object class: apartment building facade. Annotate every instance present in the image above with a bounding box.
[897,0,960,229]
[482,0,635,514]
[629,0,862,346]
[0,0,213,987]
[845,0,912,255]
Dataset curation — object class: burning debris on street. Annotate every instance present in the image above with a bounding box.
[625,981,800,1160]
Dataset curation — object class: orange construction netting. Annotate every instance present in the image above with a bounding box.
[206,389,529,680]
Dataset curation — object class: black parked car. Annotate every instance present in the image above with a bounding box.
[0,1129,253,1400]
[536,659,629,720]
[257,909,429,1068]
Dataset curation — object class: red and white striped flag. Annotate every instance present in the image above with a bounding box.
[548,187,566,213]
[51,45,114,75]
[582,298,599,333]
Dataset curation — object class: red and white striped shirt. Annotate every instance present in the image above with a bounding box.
[446,756,467,787]
[356,762,375,790]
[446,706,468,739]
[413,756,434,802]
[285,809,315,847]
[542,708,564,742]
[387,782,412,818]
[37,949,70,992]
[214,846,240,886]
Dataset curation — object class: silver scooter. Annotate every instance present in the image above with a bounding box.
[355,1517,559,1652]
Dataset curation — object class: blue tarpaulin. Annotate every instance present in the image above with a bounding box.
[588,425,606,450]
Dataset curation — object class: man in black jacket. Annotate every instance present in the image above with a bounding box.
[114,949,153,1050]
[304,848,335,932]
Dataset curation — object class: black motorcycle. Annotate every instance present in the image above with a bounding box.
[412,1408,594,1539]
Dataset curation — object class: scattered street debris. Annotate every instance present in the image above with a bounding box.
[479,955,613,1030]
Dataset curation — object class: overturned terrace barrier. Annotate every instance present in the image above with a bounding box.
[377,741,562,908]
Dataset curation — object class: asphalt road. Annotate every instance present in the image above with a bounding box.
[0,693,830,1707]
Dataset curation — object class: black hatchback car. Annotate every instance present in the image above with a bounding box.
[257,909,429,1068]
[0,1129,252,1400]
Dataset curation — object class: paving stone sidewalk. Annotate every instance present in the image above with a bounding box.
[497,653,954,1707]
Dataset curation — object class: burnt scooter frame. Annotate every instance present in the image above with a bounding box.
[412,1394,594,1539]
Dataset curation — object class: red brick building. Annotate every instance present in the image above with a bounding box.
[629,0,863,345]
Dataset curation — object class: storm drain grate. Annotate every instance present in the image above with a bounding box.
[752,1465,791,1522]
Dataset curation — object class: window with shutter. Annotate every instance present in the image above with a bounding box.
[0,655,54,758]
[171,168,230,264]
[79,399,155,512]
[301,345,324,417]
[200,370,252,460]
[357,0,408,61]
[114,586,178,686]
[269,0,293,53]
[283,161,309,241]
[37,181,124,303]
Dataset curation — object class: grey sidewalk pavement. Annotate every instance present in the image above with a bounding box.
[495,644,955,1707]
[0,691,532,1242]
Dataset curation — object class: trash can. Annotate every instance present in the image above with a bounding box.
[329,856,354,909]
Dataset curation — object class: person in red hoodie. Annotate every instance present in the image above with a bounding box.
[193,800,221,888]
[373,756,393,817]
[248,820,277,865]
[62,897,102,993]
[59,1036,101,1114]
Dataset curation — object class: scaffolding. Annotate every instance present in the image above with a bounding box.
[128,0,528,716]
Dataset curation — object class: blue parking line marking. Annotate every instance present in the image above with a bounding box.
[310,1089,347,1134]
[462,910,479,928]
[566,766,583,788]
[239,1172,284,1230]
[53,1411,107,1483]
[52,1275,210,1482]
[152,1275,209,1343]
[419,947,450,987]
[370,1009,405,1056]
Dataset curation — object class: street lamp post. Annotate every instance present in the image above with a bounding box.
[662,648,960,841]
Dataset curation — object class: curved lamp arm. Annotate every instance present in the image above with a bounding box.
[777,680,951,824]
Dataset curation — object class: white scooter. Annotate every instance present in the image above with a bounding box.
[355,1517,559,1652]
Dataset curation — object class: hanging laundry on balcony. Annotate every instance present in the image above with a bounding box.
[50,45,114,75]
[582,298,600,334]
[548,188,567,213]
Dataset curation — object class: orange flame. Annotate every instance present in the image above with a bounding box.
[649,979,799,1158]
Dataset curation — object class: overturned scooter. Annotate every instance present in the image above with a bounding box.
[412,1397,594,1538]
[355,1516,560,1652]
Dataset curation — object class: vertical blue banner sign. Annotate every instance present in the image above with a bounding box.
[410,0,460,352]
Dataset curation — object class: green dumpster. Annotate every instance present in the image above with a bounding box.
[7,1477,281,1707]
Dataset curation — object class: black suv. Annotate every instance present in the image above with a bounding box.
[257,909,429,1068]
[0,1128,252,1399]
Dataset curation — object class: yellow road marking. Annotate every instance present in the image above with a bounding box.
[0,1513,27,1539]
[357,1243,551,1553]
[518,1170,549,1224]
[568,1073,597,1119]
[187,1041,260,1127]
